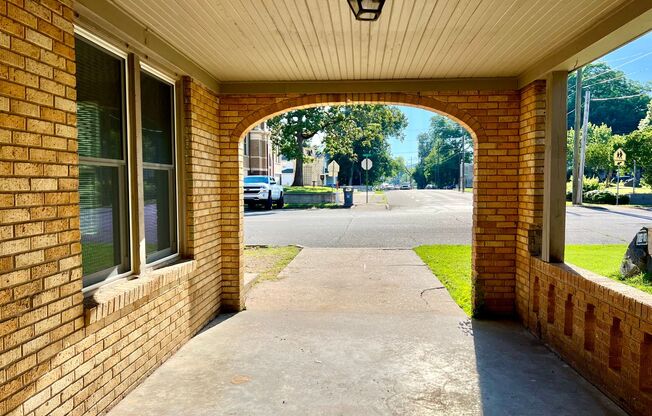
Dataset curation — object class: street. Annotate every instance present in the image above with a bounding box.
[245,189,652,247]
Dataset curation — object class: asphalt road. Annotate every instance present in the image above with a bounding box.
[244,189,652,247]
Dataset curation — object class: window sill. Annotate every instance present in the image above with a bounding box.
[83,258,196,326]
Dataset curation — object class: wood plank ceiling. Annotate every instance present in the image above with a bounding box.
[110,0,632,82]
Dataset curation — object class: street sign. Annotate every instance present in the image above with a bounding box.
[361,158,373,170]
[327,160,340,176]
[614,148,626,166]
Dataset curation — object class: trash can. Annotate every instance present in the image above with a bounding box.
[343,187,353,207]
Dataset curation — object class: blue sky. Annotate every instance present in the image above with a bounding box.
[390,31,652,163]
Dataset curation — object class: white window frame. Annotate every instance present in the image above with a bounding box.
[75,26,135,294]
[139,62,181,268]
[76,25,183,293]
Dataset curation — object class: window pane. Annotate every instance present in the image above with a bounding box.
[144,169,174,260]
[80,165,128,281]
[76,36,125,160]
[141,73,173,165]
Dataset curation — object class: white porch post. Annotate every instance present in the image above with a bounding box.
[542,71,568,263]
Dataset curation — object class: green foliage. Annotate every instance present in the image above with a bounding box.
[413,115,472,188]
[621,127,652,184]
[639,101,652,130]
[268,105,407,186]
[583,189,629,204]
[414,245,472,316]
[283,186,334,194]
[324,105,407,186]
[568,62,651,134]
[268,107,334,186]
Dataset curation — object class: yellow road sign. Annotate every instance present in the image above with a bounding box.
[614,148,626,166]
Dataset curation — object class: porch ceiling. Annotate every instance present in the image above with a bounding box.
[85,0,651,89]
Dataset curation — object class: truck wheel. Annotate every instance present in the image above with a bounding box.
[275,194,284,209]
[264,195,273,210]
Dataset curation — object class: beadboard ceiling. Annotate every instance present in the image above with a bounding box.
[107,0,647,82]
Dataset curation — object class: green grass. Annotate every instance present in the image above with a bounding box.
[414,245,472,316]
[374,189,384,195]
[415,244,652,317]
[244,245,301,282]
[284,186,335,194]
[566,244,652,295]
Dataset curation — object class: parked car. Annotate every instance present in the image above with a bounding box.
[425,184,434,189]
[400,183,411,190]
[244,175,284,210]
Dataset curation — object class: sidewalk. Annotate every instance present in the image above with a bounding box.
[352,190,388,210]
[108,248,624,416]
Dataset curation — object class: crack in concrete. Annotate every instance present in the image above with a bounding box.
[419,286,445,306]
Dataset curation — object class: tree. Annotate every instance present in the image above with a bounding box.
[567,123,621,184]
[268,108,334,186]
[268,105,407,186]
[568,62,651,134]
[323,105,407,185]
[622,127,652,185]
[639,101,652,130]
[414,115,472,187]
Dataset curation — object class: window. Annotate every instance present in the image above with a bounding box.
[76,34,130,288]
[76,28,180,290]
[141,70,177,263]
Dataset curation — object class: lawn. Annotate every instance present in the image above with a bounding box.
[284,186,335,194]
[566,244,652,295]
[414,245,472,316]
[415,244,652,317]
[244,245,301,283]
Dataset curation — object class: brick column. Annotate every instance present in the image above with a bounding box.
[516,81,546,323]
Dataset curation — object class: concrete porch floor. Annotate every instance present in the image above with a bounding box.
[108,248,625,416]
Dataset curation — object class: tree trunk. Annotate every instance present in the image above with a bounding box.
[292,136,305,186]
[348,164,354,186]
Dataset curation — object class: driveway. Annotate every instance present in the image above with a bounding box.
[108,248,624,416]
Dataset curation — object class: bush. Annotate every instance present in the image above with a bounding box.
[582,176,601,192]
[583,189,629,204]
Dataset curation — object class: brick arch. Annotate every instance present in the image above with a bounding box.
[230,93,486,148]
[220,89,521,317]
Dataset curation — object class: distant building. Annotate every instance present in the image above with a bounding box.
[243,122,282,181]
[279,147,329,186]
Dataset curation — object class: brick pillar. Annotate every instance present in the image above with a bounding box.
[516,81,546,323]
[218,100,246,312]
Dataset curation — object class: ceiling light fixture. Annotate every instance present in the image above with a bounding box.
[347,0,386,21]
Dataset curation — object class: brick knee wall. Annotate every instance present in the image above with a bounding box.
[516,80,652,416]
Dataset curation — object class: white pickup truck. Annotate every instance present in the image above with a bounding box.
[244,175,284,210]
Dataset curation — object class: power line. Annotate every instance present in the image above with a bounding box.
[590,92,650,101]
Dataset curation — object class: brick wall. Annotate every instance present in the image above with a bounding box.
[0,1,225,411]
[516,81,652,416]
[527,259,652,415]
[220,90,522,317]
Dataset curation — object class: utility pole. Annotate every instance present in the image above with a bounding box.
[572,68,583,205]
[578,89,591,203]
[460,135,465,192]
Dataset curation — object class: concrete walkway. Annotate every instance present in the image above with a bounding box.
[108,248,625,416]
